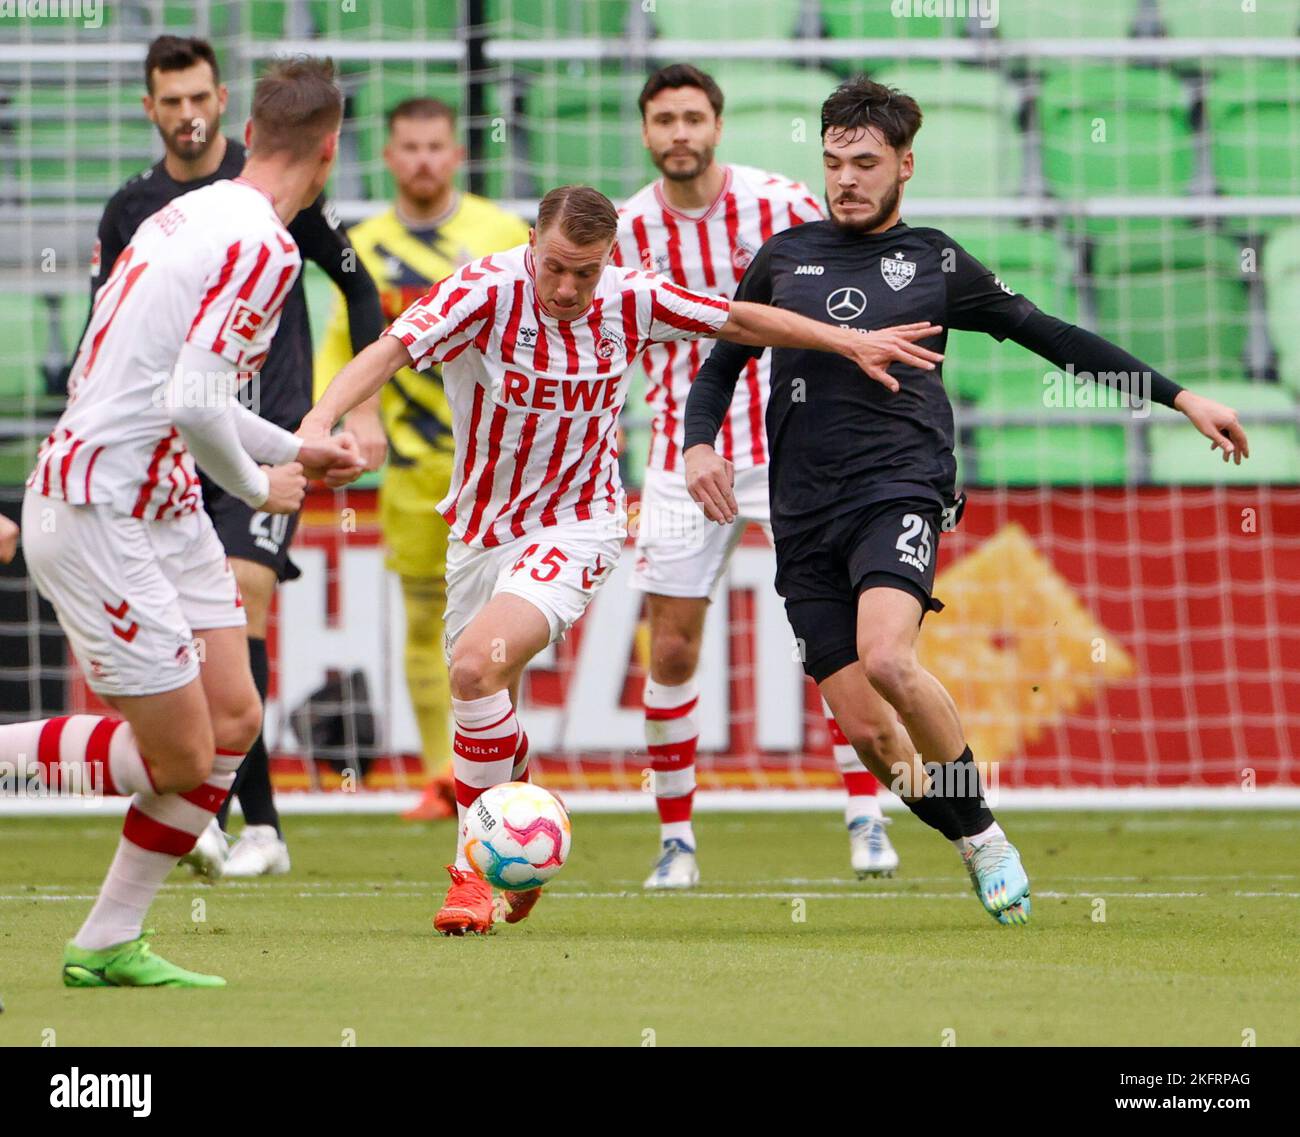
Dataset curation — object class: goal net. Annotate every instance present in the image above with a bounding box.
[1,0,1298,801]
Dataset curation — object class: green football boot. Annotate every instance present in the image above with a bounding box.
[62,931,226,988]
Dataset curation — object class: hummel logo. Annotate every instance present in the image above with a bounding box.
[794,264,824,275]
[518,326,538,344]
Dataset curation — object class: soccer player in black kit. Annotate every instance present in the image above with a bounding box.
[684,78,1251,925]
[84,37,385,877]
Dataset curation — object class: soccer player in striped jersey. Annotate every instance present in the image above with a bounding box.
[0,59,362,987]
[615,65,897,889]
[314,96,530,823]
[302,184,944,935]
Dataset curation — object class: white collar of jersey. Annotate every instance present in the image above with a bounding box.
[652,164,733,225]
[232,176,275,209]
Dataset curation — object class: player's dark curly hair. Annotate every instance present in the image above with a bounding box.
[638,63,724,119]
[144,35,220,93]
[820,77,923,150]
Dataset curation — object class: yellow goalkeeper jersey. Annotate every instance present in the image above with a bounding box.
[314,193,530,464]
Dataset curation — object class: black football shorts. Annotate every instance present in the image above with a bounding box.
[200,474,302,583]
[775,496,946,683]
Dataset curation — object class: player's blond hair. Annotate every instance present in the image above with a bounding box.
[249,56,343,159]
[535,185,618,247]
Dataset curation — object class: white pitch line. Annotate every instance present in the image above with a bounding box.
[8,888,1300,903]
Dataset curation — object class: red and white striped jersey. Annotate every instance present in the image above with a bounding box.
[613,164,824,473]
[386,243,730,547]
[28,178,300,520]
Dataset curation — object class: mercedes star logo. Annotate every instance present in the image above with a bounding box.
[826,286,867,321]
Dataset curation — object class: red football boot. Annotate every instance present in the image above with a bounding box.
[493,887,543,925]
[433,865,494,936]
[402,776,457,822]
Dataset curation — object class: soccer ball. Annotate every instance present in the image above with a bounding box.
[462,782,571,891]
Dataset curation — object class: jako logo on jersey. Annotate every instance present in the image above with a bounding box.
[501,370,620,413]
[881,252,916,291]
[794,265,824,275]
[994,276,1016,296]
[826,286,867,321]
[595,325,625,360]
[225,301,267,345]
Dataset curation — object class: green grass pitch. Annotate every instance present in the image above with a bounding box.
[1,810,1296,1046]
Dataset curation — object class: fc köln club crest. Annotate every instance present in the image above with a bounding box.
[881,252,916,291]
[595,325,625,360]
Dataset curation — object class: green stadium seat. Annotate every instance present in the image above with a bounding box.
[207,1,292,38]
[350,66,466,200]
[706,64,841,189]
[523,68,655,198]
[971,409,1131,486]
[934,224,1079,404]
[1158,0,1299,38]
[487,0,630,37]
[866,64,1023,199]
[0,438,41,489]
[10,86,157,202]
[1206,63,1300,199]
[653,0,801,40]
[1038,65,1195,205]
[820,1,950,76]
[308,0,460,38]
[1148,381,1300,484]
[0,290,76,411]
[1263,224,1300,392]
[1089,223,1250,387]
[994,0,1141,39]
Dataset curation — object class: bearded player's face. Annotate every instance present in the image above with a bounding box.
[144,62,227,162]
[641,86,722,183]
[822,125,912,234]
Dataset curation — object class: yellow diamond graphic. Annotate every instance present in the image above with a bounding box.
[917,524,1135,764]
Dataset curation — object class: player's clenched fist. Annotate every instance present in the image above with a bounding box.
[838,322,945,391]
[0,514,18,565]
[299,431,366,488]
[261,461,307,514]
[685,443,738,525]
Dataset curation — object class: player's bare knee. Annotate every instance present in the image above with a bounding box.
[650,630,700,686]
[152,743,213,794]
[449,650,504,701]
[862,647,918,706]
[213,696,263,757]
[844,719,898,766]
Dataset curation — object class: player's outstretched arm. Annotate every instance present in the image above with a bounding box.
[300,334,413,440]
[1009,311,1250,465]
[0,514,18,565]
[718,302,943,392]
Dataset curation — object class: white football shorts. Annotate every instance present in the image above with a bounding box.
[21,490,245,698]
[630,462,772,599]
[443,516,624,660]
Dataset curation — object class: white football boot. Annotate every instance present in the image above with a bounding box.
[848,816,900,878]
[179,818,229,879]
[643,838,700,890]
[222,824,291,878]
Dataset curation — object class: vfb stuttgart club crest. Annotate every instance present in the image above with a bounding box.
[881,252,916,291]
[595,325,625,360]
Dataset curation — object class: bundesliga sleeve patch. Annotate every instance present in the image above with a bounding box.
[223,300,268,347]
